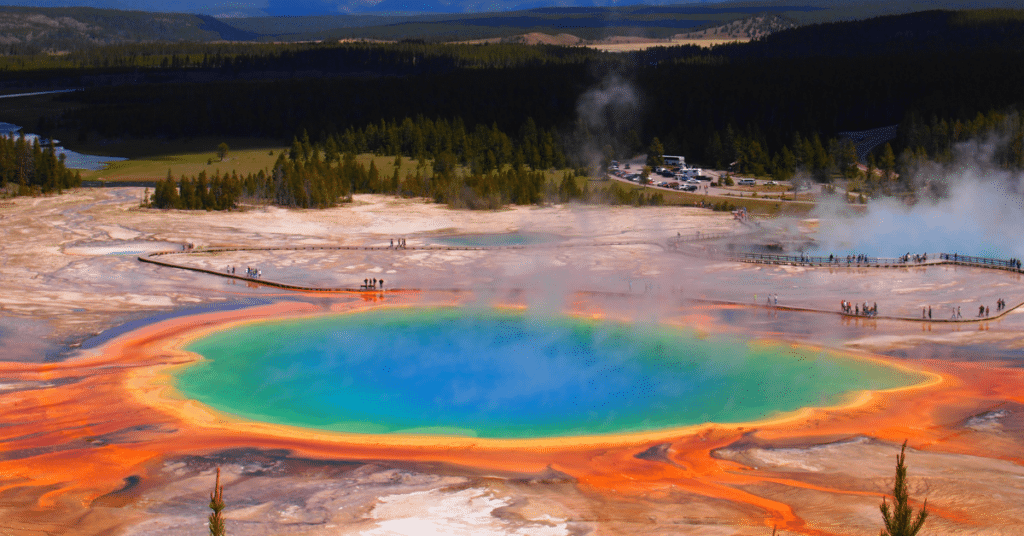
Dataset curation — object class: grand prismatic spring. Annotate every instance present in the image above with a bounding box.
[2,192,1024,536]
[174,308,925,439]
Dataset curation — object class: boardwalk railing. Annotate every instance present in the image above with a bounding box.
[701,249,1024,274]
[939,253,1022,271]
[707,251,915,267]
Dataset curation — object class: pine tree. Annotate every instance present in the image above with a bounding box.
[647,137,665,167]
[208,467,226,536]
[707,132,724,169]
[880,143,896,183]
[391,155,402,193]
[880,440,928,536]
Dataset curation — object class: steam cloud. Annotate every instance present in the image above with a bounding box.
[811,136,1024,258]
[572,73,642,170]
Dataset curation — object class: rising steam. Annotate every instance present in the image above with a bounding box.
[811,136,1024,258]
[571,73,642,170]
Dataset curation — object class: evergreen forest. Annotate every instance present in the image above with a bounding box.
[4,8,1024,208]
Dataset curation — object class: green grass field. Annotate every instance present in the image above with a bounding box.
[83,143,285,182]
[82,144,440,183]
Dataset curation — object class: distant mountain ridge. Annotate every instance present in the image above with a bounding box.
[0,1,1022,52]
[0,0,1022,17]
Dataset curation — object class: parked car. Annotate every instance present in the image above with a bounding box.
[766,180,778,186]
[737,178,756,186]
[682,184,698,192]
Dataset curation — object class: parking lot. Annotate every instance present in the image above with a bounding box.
[604,160,814,201]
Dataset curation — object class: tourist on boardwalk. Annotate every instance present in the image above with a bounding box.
[928,306,932,319]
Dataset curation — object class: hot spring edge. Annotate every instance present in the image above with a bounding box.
[172,308,928,439]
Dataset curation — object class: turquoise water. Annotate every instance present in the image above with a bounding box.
[175,308,924,438]
[430,233,560,247]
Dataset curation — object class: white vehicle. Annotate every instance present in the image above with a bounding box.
[737,178,756,186]
[662,155,685,166]
[675,167,700,179]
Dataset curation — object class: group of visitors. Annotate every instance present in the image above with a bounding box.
[842,300,877,317]
[900,252,927,263]
[924,300,1009,320]
[1010,258,1022,270]
[224,265,261,278]
[390,238,407,249]
[826,254,874,264]
[362,277,384,290]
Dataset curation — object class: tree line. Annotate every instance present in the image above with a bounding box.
[0,40,605,74]
[324,116,567,174]
[147,123,580,210]
[0,132,81,196]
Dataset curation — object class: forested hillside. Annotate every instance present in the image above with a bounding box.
[5,9,1024,207]
[39,11,1024,169]
[0,7,255,54]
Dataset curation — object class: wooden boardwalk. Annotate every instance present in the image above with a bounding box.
[137,232,1022,324]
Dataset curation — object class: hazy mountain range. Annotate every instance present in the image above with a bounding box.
[0,0,1020,17]
[0,0,1020,52]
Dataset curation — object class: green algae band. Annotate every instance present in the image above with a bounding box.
[175,309,924,439]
